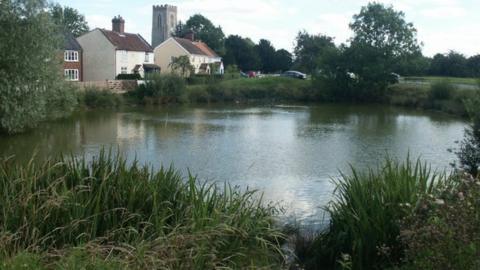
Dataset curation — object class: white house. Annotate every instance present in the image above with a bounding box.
[153,32,224,75]
[77,16,159,81]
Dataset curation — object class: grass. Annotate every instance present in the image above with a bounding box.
[297,158,447,270]
[186,77,315,103]
[404,76,480,86]
[0,151,284,269]
[78,87,123,109]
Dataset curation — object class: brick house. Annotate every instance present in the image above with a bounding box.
[63,33,83,81]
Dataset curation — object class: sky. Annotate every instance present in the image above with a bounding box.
[57,0,480,57]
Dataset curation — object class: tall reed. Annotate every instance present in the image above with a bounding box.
[301,157,447,270]
[0,151,284,268]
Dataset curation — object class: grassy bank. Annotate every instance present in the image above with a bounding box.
[186,77,315,103]
[387,82,479,117]
[404,76,480,86]
[0,152,284,269]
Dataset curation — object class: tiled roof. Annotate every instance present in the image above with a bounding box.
[195,42,219,58]
[100,29,153,52]
[173,38,219,58]
[64,33,82,51]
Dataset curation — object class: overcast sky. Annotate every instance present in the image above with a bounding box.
[57,0,480,57]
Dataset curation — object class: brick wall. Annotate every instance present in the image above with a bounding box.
[75,80,138,93]
[63,50,83,81]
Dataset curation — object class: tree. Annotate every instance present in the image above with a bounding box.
[169,55,194,77]
[224,35,260,71]
[467,55,480,77]
[49,4,89,37]
[185,14,225,55]
[429,51,469,77]
[273,49,293,72]
[293,31,337,73]
[0,0,77,134]
[255,39,276,73]
[458,92,480,177]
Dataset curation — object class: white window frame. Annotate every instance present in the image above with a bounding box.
[64,50,79,62]
[64,69,79,81]
[145,53,149,63]
[121,67,128,74]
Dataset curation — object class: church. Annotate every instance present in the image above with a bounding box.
[152,5,224,76]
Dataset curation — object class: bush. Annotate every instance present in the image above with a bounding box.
[399,174,480,270]
[80,87,122,108]
[457,91,480,177]
[299,158,446,270]
[429,80,455,100]
[136,74,186,104]
[116,73,142,80]
[0,152,284,268]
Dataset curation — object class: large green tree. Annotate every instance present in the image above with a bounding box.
[49,3,89,37]
[185,14,225,55]
[255,39,276,73]
[224,35,260,71]
[273,49,293,72]
[0,0,77,134]
[293,31,337,73]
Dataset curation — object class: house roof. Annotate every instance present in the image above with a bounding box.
[173,38,219,58]
[99,29,153,52]
[64,33,82,51]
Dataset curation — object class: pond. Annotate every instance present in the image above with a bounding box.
[0,104,467,226]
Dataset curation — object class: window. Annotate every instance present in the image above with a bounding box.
[145,53,149,62]
[64,51,79,62]
[121,67,128,74]
[64,69,79,81]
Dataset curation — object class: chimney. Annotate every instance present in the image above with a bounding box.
[112,15,125,33]
[184,30,195,41]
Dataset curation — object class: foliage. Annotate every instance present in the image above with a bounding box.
[116,73,142,80]
[49,3,89,37]
[274,49,293,72]
[398,174,480,270]
[184,14,225,55]
[429,80,455,100]
[0,152,284,268]
[224,35,261,71]
[311,3,421,102]
[0,0,77,134]
[429,51,470,78]
[457,91,480,177]
[293,31,337,74]
[300,158,445,270]
[136,74,186,104]
[256,39,277,73]
[169,55,195,77]
[224,65,241,79]
[80,87,123,108]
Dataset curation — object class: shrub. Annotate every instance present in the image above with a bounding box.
[137,74,186,104]
[300,158,445,270]
[116,73,142,80]
[398,174,480,270]
[80,87,122,108]
[457,91,480,177]
[0,152,284,268]
[429,80,455,100]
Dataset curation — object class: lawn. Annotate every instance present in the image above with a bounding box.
[404,76,480,86]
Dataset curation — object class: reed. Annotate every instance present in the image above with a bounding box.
[301,157,447,270]
[0,151,284,268]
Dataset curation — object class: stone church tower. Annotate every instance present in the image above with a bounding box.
[152,5,178,48]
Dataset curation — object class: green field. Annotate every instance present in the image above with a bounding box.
[404,76,480,86]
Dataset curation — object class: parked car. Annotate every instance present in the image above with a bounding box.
[281,71,307,79]
[240,71,249,78]
[389,72,401,84]
[247,71,257,78]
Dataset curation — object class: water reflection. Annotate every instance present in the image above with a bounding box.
[0,104,466,226]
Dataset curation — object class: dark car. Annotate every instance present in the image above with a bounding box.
[281,71,307,79]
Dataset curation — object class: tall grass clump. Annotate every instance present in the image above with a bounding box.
[0,152,283,268]
[136,74,186,104]
[79,87,123,109]
[429,80,455,101]
[300,158,446,270]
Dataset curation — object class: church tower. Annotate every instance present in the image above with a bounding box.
[152,5,178,48]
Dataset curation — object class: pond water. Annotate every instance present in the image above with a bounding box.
[0,104,467,226]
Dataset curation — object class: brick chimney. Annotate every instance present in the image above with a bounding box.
[112,15,125,33]
[184,30,195,41]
